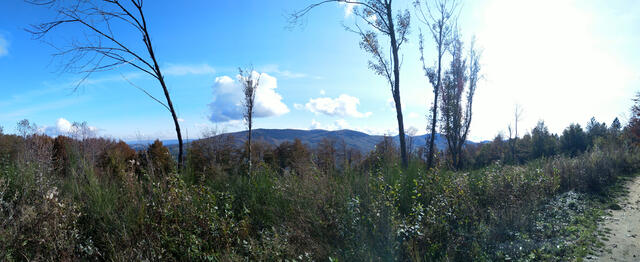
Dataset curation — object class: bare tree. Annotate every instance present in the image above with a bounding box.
[414,0,458,169]
[239,67,260,174]
[439,32,480,169]
[291,0,411,168]
[507,104,523,163]
[16,119,38,138]
[27,0,185,169]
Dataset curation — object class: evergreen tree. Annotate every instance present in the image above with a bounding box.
[610,117,622,133]
[586,117,607,147]
[630,92,640,143]
[531,121,556,158]
[560,124,587,157]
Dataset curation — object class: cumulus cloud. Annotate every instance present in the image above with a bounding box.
[305,94,372,118]
[310,119,322,129]
[44,118,98,137]
[209,72,289,122]
[309,119,350,130]
[0,34,8,57]
[334,119,350,129]
[163,63,215,76]
[293,103,304,110]
[308,119,392,135]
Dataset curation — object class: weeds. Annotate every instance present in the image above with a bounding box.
[0,131,638,261]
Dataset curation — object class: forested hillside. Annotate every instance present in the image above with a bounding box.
[158,129,449,157]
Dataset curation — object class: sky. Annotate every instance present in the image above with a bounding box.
[0,0,638,142]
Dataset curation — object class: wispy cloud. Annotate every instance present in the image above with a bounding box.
[163,63,216,76]
[77,72,144,86]
[259,64,321,79]
[0,96,90,120]
[0,34,9,57]
[66,63,215,86]
[0,85,69,108]
[339,2,356,17]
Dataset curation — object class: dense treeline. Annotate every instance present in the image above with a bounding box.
[1,107,639,261]
[466,117,631,169]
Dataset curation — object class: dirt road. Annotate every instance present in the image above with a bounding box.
[594,176,640,261]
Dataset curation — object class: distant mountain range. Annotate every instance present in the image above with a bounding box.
[207,129,450,153]
[127,139,196,151]
[129,129,465,154]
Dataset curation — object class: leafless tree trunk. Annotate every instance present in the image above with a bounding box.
[291,0,411,168]
[508,104,523,163]
[239,67,260,174]
[415,0,458,169]
[27,0,185,169]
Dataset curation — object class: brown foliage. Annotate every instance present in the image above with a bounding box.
[52,136,75,177]
[99,140,136,178]
[316,138,337,175]
[144,140,175,177]
[275,139,313,176]
[0,134,23,163]
[187,134,238,179]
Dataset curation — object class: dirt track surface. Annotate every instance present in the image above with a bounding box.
[594,176,640,261]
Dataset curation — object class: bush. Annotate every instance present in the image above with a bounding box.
[0,163,82,260]
[0,124,638,261]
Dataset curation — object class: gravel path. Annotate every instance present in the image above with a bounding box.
[594,176,640,261]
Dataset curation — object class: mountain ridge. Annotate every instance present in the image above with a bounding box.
[129,128,466,154]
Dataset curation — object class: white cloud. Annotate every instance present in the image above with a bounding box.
[209,72,289,122]
[339,2,356,17]
[163,63,216,76]
[44,118,98,137]
[308,119,397,135]
[78,72,143,86]
[279,70,307,79]
[305,94,372,118]
[0,34,8,57]
[335,119,350,129]
[320,89,326,95]
[386,97,406,111]
[387,98,395,110]
[293,103,304,110]
[308,119,350,130]
[259,64,318,79]
[55,118,73,133]
[408,112,420,119]
[177,118,185,122]
[310,119,322,129]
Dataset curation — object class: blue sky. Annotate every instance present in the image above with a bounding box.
[1,0,639,142]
